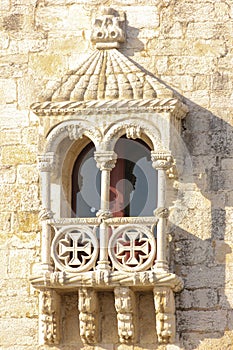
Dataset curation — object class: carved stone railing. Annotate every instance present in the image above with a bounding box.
[31,216,183,346]
[49,216,157,274]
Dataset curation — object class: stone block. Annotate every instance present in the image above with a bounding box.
[29,53,67,79]
[17,164,38,184]
[19,184,40,211]
[0,318,37,345]
[173,239,214,266]
[0,184,18,212]
[0,278,29,297]
[8,249,35,279]
[218,288,233,309]
[186,22,217,39]
[0,166,16,184]
[17,211,39,232]
[178,265,226,289]
[126,6,159,29]
[160,75,194,93]
[184,90,210,109]
[0,78,17,104]
[0,295,38,318]
[1,145,36,165]
[177,310,227,332]
[0,105,28,128]
[176,288,218,309]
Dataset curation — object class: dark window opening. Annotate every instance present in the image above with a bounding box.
[72,142,100,217]
[110,136,157,217]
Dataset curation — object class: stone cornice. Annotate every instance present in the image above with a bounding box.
[31,97,188,118]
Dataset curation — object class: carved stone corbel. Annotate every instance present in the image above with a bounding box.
[39,289,61,345]
[78,288,98,344]
[114,287,135,344]
[153,287,175,344]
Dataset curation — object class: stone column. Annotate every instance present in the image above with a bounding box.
[38,153,56,272]
[151,152,173,272]
[94,151,117,270]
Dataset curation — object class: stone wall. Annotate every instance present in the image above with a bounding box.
[0,0,233,349]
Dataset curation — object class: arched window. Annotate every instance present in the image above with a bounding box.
[72,142,101,217]
[110,136,157,217]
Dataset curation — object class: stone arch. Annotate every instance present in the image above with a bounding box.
[103,117,167,153]
[45,119,103,154]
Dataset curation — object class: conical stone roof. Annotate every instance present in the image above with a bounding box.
[41,49,172,103]
[31,7,188,117]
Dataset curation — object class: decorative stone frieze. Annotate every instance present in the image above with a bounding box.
[125,125,142,140]
[66,124,85,141]
[153,287,175,344]
[114,287,135,343]
[78,288,98,344]
[39,289,61,345]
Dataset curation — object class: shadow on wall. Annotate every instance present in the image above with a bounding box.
[122,26,233,349]
[169,98,233,350]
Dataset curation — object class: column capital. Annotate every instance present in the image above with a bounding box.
[94,151,117,171]
[38,153,56,172]
[151,151,173,170]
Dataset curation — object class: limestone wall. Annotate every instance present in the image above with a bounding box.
[0,0,233,349]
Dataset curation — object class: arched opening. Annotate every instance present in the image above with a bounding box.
[110,136,157,217]
[72,142,101,217]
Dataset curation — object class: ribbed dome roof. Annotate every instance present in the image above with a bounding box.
[41,49,172,103]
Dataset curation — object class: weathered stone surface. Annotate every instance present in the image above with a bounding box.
[1,145,36,165]
[176,288,218,309]
[177,310,228,332]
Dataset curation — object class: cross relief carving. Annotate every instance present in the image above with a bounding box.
[58,231,93,267]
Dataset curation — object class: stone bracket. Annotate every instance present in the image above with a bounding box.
[114,287,136,344]
[39,289,61,345]
[78,288,99,344]
[153,287,175,344]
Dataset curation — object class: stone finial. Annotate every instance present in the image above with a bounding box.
[91,7,125,49]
